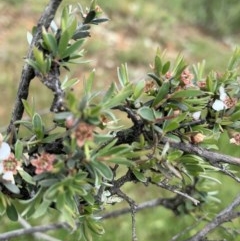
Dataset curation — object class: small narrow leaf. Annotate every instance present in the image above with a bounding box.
[61,39,84,59]
[61,77,79,90]
[171,89,203,98]
[117,64,129,87]
[22,99,34,118]
[32,113,44,139]
[91,161,113,180]
[162,61,171,75]
[85,70,95,94]
[6,203,18,221]
[18,170,35,185]
[14,140,24,160]
[132,169,147,182]
[58,30,70,58]
[152,81,170,107]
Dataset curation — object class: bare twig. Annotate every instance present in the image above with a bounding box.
[18,216,61,241]
[161,137,240,166]
[116,189,138,241]
[7,0,63,139]
[102,197,173,219]
[169,215,207,241]
[186,194,240,241]
[0,222,70,241]
[156,182,200,205]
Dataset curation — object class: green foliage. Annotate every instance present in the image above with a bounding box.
[1,1,240,241]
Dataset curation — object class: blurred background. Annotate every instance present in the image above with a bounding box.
[0,0,240,240]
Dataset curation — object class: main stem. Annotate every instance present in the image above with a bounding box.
[7,0,63,141]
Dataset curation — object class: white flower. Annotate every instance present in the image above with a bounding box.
[212,86,227,111]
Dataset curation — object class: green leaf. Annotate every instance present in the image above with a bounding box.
[42,29,58,55]
[83,222,93,241]
[97,144,131,157]
[167,150,183,162]
[14,140,24,160]
[102,83,115,103]
[230,110,240,121]
[32,200,51,219]
[39,178,59,187]
[18,170,35,185]
[61,6,69,31]
[184,164,205,175]
[85,70,95,94]
[26,59,41,73]
[86,218,105,235]
[22,99,35,118]
[42,133,63,143]
[32,113,44,139]
[162,61,171,75]
[171,89,203,98]
[227,47,240,71]
[61,77,79,90]
[6,203,18,221]
[147,73,162,86]
[58,30,70,58]
[104,85,132,109]
[132,169,147,182]
[67,17,78,39]
[138,106,155,122]
[91,161,113,180]
[61,39,84,59]
[56,193,65,210]
[33,47,44,66]
[3,182,20,194]
[109,157,133,166]
[172,54,185,76]
[154,54,162,76]
[206,72,217,93]
[152,81,170,107]
[117,63,129,87]
[133,79,145,100]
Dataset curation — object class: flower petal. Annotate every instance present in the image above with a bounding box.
[192,111,201,120]
[2,171,15,184]
[0,142,11,160]
[212,100,226,111]
[219,86,227,101]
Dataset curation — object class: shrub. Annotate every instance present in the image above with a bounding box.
[1,1,240,240]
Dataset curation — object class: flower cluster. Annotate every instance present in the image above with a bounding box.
[31,152,55,174]
[180,68,194,86]
[74,122,95,147]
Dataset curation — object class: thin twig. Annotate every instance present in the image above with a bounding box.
[7,0,63,139]
[0,222,70,241]
[186,194,240,241]
[156,182,200,206]
[18,216,61,241]
[116,189,138,241]
[169,215,207,241]
[102,197,172,219]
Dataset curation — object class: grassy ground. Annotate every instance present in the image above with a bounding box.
[1,0,240,240]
